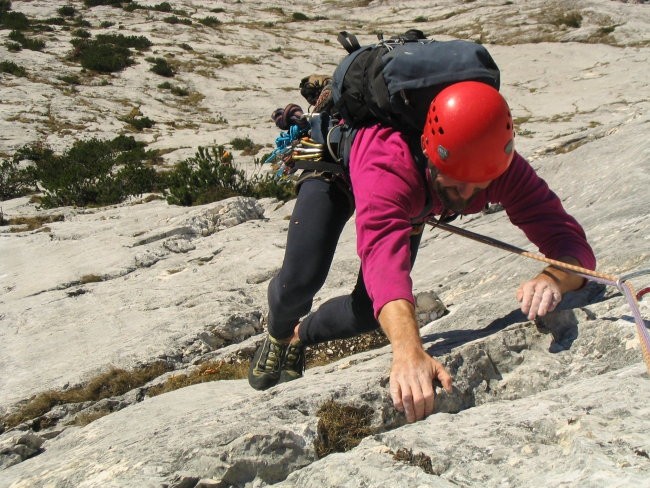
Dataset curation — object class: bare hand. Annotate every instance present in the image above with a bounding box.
[389,348,453,423]
[516,274,562,320]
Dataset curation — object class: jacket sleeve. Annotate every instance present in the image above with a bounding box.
[349,126,427,317]
[490,153,596,271]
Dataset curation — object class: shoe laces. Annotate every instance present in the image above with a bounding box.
[284,341,304,370]
[260,336,286,372]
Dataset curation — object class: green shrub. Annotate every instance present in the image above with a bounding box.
[124,115,155,131]
[0,158,37,200]
[95,33,152,49]
[58,74,81,84]
[179,42,192,51]
[5,40,20,51]
[72,28,91,38]
[198,16,221,27]
[71,38,133,72]
[230,136,263,156]
[15,136,159,208]
[0,10,29,30]
[163,15,191,25]
[170,85,188,96]
[100,20,115,28]
[8,29,45,50]
[57,5,76,17]
[292,12,309,21]
[0,60,26,76]
[72,17,91,27]
[230,137,254,151]
[147,56,174,76]
[164,146,294,206]
[0,0,11,15]
[153,2,172,12]
[84,0,130,6]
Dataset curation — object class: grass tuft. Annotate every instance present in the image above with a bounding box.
[3,214,64,231]
[147,360,248,397]
[314,400,374,458]
[392,448,435,474]
[1,361,172,430]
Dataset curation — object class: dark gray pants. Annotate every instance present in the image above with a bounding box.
[267,177,421,345]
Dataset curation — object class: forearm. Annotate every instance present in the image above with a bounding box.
[538,255,585,293]
[378,299,422,354]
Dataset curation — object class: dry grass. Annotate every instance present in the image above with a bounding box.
[80,274,103,284]
[392,448,435,474]
[70,408,112,427]
[1,362,171,430]
[146,360,248,397]
[4,214,64,232]
[314,400,374,458]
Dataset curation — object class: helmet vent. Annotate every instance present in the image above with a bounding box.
[438,127,444,135]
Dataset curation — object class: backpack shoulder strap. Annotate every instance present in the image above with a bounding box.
[407,136,433,223]
[337,31,361,54]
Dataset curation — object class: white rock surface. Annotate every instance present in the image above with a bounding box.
[1,0,649,486]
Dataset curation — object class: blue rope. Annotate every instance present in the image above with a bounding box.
[264,124,309,166]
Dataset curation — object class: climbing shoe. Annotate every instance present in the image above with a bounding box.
[248,334,288,390]
[279,341,305,384]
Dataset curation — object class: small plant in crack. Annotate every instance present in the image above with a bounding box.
[314,400,374,458]
[392,448,435,474]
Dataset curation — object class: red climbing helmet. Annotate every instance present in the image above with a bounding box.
[421,81,515,182]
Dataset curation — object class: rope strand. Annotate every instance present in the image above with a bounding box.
[428,219,650,374]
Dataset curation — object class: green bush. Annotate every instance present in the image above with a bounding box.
[0,158,37,200]
[72,28,91,38]
[84,0,130,6]
[124,116,155,131]
[95,33,152,49]
[36,17,64,27]
[15,136,159,208]
[164,146,294,206]
[0,60,26,76]
[0,0,11,15]
[198,16,221,27]
[100,20,115,28]
[8,29,44,50]
[153,2,172,12]
[163,15,191,25]
[5,40,20,51]
[58,74,81,84]
[0,10,29,30]
[233,137,259,151]
[57,5,76,17]
[292,12,309,21]
[147,56,174,76]
[71,38,133,72]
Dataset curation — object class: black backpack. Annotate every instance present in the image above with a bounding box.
[330,30,501,136]
[270,31,501,180]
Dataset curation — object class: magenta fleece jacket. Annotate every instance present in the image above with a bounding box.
[348,124,597,318]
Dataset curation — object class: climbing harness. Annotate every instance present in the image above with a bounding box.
[427,218,650,375]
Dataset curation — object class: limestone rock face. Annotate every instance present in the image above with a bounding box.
[1,1,649,487]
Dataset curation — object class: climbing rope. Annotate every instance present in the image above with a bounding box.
[428,219,650,375]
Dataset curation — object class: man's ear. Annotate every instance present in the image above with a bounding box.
[421,134,428,157]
